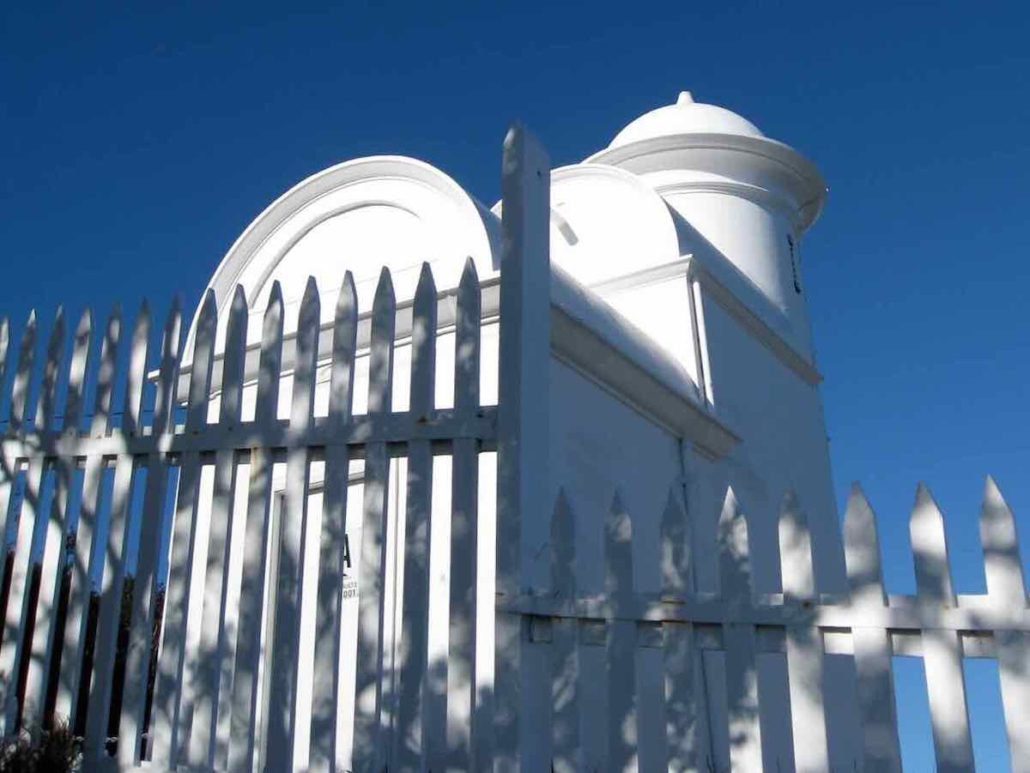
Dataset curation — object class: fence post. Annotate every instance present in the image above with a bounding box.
[494,123,551,771]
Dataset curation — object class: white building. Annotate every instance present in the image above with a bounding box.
[5,91,1026,772]
[197,91,840,596]
[184,92,848,768]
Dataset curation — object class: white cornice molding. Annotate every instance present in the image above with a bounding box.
[589,255,822,386]
[687,259,822,386]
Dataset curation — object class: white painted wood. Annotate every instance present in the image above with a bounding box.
[310,272,357,772]
[7,310,37,433]
[396,262,439,771]
[910,485,974,771]
[55,308,104,724]
[187,286,248,769]
[843,486,902,772]
[228,282,283,773]
[494,123,551,772]
[844,484,887,606]
[12,309,64,728]
[24,309,74,725]
[81,305,148,763]
[351,268,395,772]
[980,476,1026,605]
[549,492,579,773]
[716,489,763,771]
[778,491,829,773]
[995,630,1030,773]
[660,492,709,771]
[0,317,8,417]
[911,483,955,606]
[121,299,184,766]
[923,628,975,772]
[606,492,638,771]
[265,277,320,772]
[446,258,484,773]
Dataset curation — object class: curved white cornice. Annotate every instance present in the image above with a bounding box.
[586,132,827,232]
[188,155,500,354]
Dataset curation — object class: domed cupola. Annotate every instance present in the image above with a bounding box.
[609,91,765,147]
[589,91,828,358]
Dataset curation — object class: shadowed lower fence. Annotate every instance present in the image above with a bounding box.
[0,128,1027,771]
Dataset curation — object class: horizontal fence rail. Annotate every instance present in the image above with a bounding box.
[497,481,1029,772]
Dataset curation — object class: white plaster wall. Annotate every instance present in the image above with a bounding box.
[685,296,843,595]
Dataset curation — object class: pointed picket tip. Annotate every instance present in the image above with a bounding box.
[550,489,575,597]
[297,276,322,341]
[266,280,284,309]
[374,265,395,300]
[198,287,217,316]
[660,490,689,596]
[74,308,93,337]
[301,275,320,305]
[416,261,437,296]
[459,256,480,288]
[779,489,816,598]
[983,475,1009,512]
[717,486,753,596]
[910,482,947,541]
[910,482,954,603]
[980,474,1026,603]
[230,284,248,313]
[605,490,635,597]
[843,483,886,601]
[336,271,357,319]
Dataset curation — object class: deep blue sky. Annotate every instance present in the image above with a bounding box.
[3,1,1028,767]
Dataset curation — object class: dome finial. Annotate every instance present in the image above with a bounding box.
[677,91,694,105]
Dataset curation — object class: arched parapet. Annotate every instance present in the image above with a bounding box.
[189,155,501,351]
[492,162,682,289]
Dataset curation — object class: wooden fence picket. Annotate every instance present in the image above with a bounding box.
[660,490,710,771]
[980,477,1030,772]
[351,267,395,771]
[122,297,183,765]
[20,308,67,729]
[227,282,283,772]
[395,262,439,770]
[716,488,762,771]
[309,272,357,772]
[37,309,92,725]
[59,307,118,727]
[778,491,829,773]
[2,308,60,731]
[264,277,320,772]
[83,301,150,761]
[843,484,902,773]
[188,285,248,770]
[605,491,638,771]
[446,257,484,772]
[911,484,974,772]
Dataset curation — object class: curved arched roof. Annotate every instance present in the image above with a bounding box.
[189,155,501,351]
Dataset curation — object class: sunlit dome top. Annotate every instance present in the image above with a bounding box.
[609,91,764,148]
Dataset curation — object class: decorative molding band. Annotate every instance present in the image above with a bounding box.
[687,260,823,386]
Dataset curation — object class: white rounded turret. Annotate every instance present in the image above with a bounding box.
[589,92,827,357]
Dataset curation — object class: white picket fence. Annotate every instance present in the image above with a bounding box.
[0,127,1027,772]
